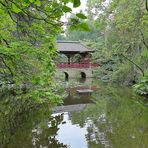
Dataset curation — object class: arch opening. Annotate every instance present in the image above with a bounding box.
[64,72,69,81]
[79,72,86,83]
[81,72,86,79]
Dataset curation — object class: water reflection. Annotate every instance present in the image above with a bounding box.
[1,79,148,148]
[31,113,68,148]
[54,112,88,148]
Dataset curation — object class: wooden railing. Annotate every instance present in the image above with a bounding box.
[57,63,99,68]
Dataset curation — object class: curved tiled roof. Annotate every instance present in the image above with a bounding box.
[57,41,92,53]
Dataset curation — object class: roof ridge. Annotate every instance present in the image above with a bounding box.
[57,41,93,52]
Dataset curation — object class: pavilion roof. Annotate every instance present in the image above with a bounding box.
[57,41,92,53]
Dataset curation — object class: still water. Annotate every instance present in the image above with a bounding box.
[0,79,148,148]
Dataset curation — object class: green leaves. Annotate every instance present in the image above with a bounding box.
[0,0,87,104]
[34,0,41,6]
[133,76,148,95]
[69,17,90,31]
[12,4,21,13]
[28,0,41,6]
[79,23,90,31]
[70,23,90,31]
[29,0,35,2]
[62,6,72,12]
[72,0,81,8]
[22,0,31,6]
[76,13,87,19]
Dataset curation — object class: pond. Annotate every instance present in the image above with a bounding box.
[0,79,148,148]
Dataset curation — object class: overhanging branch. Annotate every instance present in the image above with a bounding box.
[121,53,145,76]
[140,29,148,50]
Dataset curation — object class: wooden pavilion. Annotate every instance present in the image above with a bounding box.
[57,41,98,68]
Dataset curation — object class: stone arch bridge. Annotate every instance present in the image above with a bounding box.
[56,64,99,79]
[55,41,99,80]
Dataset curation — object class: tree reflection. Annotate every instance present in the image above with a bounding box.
[1,82,147,148]
[70,85,148,148]
[31,114,68,148]
[0,94,68,148]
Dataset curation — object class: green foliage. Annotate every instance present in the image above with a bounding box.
[72,0,81,8]
[0,92,55,147]
[134,76,148,95]
[69,18,90,31]
[137,49,148,70]
[76,13,87,19]
[0,0,86,102]
[78,22,90,31]
[112,63,136,85]
[62,5,72,12]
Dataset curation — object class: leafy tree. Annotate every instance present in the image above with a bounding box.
[0,0,86,101]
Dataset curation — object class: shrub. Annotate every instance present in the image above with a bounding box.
[133,76,148,95]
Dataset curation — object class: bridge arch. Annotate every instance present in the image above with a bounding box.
[63,72,69,81]
[80,71,86,79]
